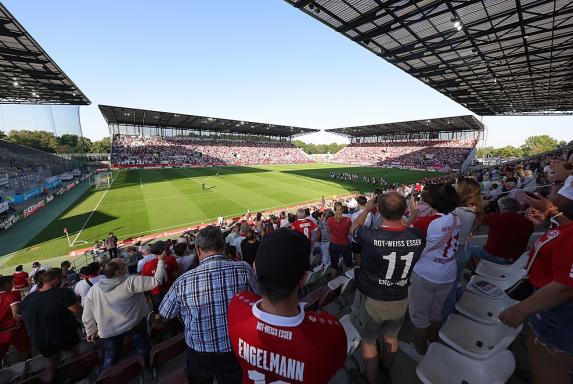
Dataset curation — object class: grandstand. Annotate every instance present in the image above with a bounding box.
[285,0,573,116]
[0,3,91,238]
[99,105,317,167]
[327,115,483,172]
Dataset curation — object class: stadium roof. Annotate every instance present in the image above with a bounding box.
[285,0,573,116]
[0,4,89,105]
[99,105,318,138]
[326,115,484,137]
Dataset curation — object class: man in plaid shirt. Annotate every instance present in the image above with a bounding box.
[160,225,259,383]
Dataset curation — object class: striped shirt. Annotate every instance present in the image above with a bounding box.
[318,220,331,243]
[159,254,259,352]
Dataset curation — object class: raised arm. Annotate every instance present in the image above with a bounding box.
[129,255,166,293]
[350,196,377,234]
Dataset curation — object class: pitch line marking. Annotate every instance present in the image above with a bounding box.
[71,170,121,247]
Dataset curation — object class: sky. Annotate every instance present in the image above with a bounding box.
[4,0,572,147]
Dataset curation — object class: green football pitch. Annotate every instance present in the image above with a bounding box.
[0,164,441,266]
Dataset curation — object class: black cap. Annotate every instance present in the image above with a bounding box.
[150,240,166,255]
[255,228,310,289]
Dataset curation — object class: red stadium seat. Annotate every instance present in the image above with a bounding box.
[158,367,189,384]
[54,351,99,383]
[150,334,186,382]
[150,318,183,344]
[96,355,144,384]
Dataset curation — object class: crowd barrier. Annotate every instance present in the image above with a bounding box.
[5,176,63,204]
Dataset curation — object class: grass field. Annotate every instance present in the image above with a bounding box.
[1,164,442,266]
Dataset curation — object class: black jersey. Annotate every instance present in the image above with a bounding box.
[354,226,426,301]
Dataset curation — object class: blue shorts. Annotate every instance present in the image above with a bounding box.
[529,299,573,355]
[329,243,353,269]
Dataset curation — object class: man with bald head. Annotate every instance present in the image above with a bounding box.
[291,208,317,244]
[82,253,165,369]
[350,191,426,384]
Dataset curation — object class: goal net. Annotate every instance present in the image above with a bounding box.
[94,172,112,190]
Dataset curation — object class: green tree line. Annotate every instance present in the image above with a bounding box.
[0,130,111,154]
[477,135,570,159]
[293,140,346,154]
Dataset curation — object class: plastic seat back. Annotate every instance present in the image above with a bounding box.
[417,343,515,384]
[318,285,342,308]
[55,351,99,383]
[157,367,188,384]
[439,314,522,360]
[339,314,360,356]
[150,334,186,376]
[96,355,144,384]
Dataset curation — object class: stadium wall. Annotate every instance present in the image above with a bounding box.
[0,174,91,232]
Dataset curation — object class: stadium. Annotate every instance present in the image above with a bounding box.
[0,1,571,384]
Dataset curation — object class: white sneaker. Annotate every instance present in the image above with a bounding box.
[398,341,425,363]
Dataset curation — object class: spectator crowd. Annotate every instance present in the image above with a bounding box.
[111,135,313,167]
[0,145,572,383]
[332,138,477,169]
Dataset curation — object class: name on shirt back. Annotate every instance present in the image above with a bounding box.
[373,239,422,247]
[238,338,304,381]
[256,321,293,340]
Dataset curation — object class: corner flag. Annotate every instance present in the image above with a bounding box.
[64,227,72,247]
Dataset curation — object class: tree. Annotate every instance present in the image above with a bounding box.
[496,145,524,158]
[78,137,93,153]
[7,130,59,153]
[0,131,6,140]
[477,146,495,158]
[292,140,346,154]
[90,137,111,153]
[521,135,559,156]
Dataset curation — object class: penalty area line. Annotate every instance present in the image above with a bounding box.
[70,170,121,247]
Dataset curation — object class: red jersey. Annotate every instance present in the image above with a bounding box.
[529,222,573,289]
[482,212,533,260]
[141,256,178,295]
[291,219,317,242]
[0,291,20,330]
[228,292,346,383]
[12,271,29,289]
[412,214,441,236]
[327,216,352,245]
